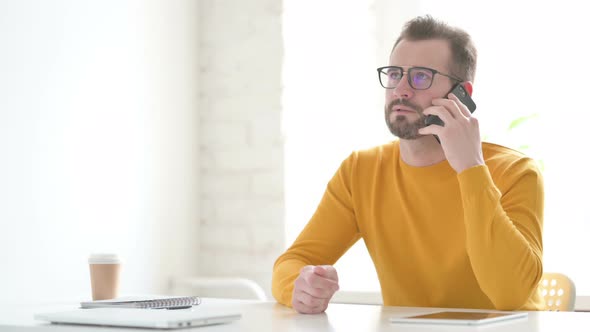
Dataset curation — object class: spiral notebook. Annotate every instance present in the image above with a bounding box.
[80,295,201,309]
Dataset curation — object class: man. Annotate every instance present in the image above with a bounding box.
[272,16,544,314]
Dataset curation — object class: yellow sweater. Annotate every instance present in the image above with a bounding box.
[273,141,544,310]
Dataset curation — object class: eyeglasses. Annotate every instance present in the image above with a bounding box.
[377,66,463,90]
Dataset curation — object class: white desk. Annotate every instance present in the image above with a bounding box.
[1,298,590,331]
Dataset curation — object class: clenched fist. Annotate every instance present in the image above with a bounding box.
[292,265,339,314]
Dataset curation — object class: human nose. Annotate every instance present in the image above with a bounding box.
[391,74,414,99]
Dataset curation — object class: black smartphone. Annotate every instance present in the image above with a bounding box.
[424,84,477,127]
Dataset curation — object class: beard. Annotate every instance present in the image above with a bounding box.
[384,99,426,139]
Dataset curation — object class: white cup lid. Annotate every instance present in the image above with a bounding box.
[88,253,121,264]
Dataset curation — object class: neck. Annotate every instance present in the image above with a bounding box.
[399,135,446,166]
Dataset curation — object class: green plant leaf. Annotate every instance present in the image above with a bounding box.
[508,113,539,131]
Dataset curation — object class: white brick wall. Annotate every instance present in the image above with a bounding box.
[198,0,284,299]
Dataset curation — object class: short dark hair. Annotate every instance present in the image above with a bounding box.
[392,15,477,82]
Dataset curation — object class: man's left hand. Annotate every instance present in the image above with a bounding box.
[418,93,484,173]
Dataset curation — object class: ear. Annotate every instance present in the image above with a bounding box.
[462,81,474,96]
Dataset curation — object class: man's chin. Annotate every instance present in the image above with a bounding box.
[394,133,422,140]
[387,121,425,140]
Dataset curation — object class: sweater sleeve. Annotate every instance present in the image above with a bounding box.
[271,153,362,307]
[458,161,544,310]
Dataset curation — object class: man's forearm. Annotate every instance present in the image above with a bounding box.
[459,164,544,310]
[272,256,307,306]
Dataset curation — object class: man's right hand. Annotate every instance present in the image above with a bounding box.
[292,265,339,314]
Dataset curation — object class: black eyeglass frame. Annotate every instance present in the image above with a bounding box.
[376,66,464,90]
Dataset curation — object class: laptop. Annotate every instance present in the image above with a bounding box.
[35,307,241,329]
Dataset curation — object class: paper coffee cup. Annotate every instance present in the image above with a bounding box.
[88,253,121,301]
